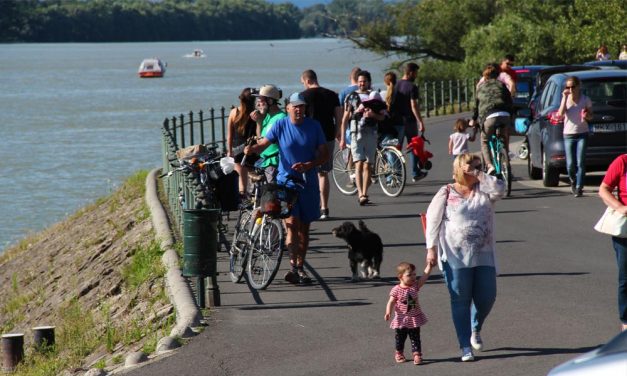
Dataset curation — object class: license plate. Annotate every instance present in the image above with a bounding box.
[590,123,627,133]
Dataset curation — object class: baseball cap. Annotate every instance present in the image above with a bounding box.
[254,84,282,100]
[288,92,306,106]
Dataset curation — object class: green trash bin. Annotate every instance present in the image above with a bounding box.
[182,209,220,277]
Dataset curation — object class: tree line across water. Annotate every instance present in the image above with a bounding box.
[2,0,626,81]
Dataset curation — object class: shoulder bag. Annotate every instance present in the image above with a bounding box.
[594,207,627,238]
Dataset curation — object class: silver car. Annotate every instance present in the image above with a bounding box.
[547,330,627,375]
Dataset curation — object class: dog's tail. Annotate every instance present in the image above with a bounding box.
[358,220,370,233]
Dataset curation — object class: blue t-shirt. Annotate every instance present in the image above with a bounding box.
[339,84,358,108]
[265,116,326,190]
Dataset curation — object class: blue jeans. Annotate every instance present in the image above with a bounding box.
[563,133,588,189]
[612,236,627,324]
[402,119,422,178]
[442,262,497,349]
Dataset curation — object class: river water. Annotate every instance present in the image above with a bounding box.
[0,38,399,251]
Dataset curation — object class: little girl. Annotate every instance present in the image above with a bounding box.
[385,262,432,365]
[448,118,476,157]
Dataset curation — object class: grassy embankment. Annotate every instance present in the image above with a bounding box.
[0,170,176,375]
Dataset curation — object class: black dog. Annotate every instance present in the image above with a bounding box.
[332,220,383,282]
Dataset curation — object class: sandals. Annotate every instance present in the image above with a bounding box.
[358,195,369,206]
[413,352,422,365]
[394,351,406,363]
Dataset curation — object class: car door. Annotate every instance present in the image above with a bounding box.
[528,80,558,167]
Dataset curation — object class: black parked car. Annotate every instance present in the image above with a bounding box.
[524,70,627,187]
[583,60,627,70]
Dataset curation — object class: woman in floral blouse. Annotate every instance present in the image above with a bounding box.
[425,153,505,362]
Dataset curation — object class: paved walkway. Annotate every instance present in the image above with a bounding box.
[128,112,618,376]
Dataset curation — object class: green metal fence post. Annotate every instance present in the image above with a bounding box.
[457,80,462,113]
[220,107,227,152]
[210,108,216,145]
[424,82,429,118]
[199,110,205,144]
[449,80,454,114]
[179,114,185,148]
[432,81,437,116]
[441,81,445,115]
[171,116,177,146]
[189,111,194,146]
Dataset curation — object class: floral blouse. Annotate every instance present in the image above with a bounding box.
[425,173,505,270]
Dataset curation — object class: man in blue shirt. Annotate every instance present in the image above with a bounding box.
[245,92,328,285]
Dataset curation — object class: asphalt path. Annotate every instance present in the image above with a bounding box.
[126,113,617,376]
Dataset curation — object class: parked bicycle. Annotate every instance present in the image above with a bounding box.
[160,144,236,251]
[332,138,406,197]
[229,165,300,290]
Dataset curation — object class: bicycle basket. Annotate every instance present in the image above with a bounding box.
[259,183,298,218]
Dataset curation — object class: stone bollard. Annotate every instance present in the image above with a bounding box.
[32,326,55,352]
[2,333,24,372]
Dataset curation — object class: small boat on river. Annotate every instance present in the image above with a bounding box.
[138,58,166,78]
[183,49,206,58]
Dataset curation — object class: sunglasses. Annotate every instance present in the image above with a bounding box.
[566,85,577,89]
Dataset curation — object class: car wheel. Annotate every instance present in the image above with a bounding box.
[517,141,529,160]
[542,149,559,187]
[528,152,541,180]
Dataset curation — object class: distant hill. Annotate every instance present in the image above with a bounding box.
[266,0,332,7]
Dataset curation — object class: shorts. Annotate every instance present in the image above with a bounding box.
[319,140,336,173]
[289,186,321,224]
[350,130,377,163]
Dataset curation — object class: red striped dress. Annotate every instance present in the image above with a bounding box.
[389,284,428,329]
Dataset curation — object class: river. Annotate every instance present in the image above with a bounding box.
[0,38,399,251]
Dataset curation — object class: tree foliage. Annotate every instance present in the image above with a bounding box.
[0,0,302,42]
[351,0,627,78]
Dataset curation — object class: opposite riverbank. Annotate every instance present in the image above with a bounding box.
[0,171,176,375]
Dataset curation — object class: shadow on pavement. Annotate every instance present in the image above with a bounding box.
[497,272,589,278]
[421,345,599,364]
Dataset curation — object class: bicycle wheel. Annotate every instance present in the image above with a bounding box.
[497,147,512,197]
[229,210,253,283]
[377,146,406,197]
[247,218,284,290]
[332,148,358,195]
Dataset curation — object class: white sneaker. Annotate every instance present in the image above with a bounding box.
[461,347,474,362]
[471,331,483,351]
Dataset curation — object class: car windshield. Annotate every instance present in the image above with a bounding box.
[582,79,627,106]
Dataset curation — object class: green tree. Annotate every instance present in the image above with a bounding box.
[349,0,627,79]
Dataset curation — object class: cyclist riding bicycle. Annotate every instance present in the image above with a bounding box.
[470,63,513,175]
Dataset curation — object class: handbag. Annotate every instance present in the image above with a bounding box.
[594,207,627,237]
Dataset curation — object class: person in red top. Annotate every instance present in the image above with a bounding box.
[385,261,432,365]
[599,154,627,331]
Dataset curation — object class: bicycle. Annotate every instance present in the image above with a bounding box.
[332,138,406,197]
[484,128,512,197]
[229,165,299,289]
[161,144,237,252]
